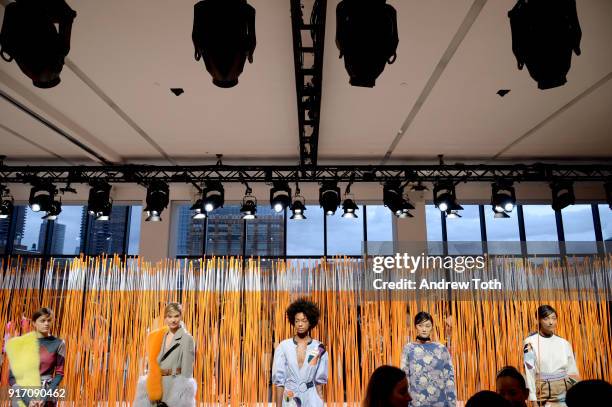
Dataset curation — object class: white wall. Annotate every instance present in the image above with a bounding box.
[5,181,607,261]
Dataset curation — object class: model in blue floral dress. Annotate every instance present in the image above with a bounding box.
[401,311,456,407]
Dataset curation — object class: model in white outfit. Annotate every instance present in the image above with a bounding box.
[523,305,579,407]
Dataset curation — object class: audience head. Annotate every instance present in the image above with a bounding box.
[363,365,412,407]
[496,366,529,407]
[466,391,512,407]
[566,380,612,407]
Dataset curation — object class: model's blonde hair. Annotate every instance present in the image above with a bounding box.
[164,302,183,316]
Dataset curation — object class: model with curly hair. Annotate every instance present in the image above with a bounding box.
[272,298,328,407]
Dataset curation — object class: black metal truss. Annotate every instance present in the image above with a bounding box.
[290,0,327,167]
[1,163,611,185]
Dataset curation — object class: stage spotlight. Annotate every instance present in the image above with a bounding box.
[192,0,256,88]
[491,181,516,215]
[336,0,398,87]
[508,0,582,89]
[41,199,62,220]
[396,198,415,219]
[0,197,13,219]
[445,209,462,219]
[551,180,575,211]
[29,183,56,212]
[88,181,113,221]
[241,188,257,220]
[190,199,207,220]
[341,197,358,218]
[290,190,307,220]
[0,186,13,219]
[383,181,404,214]
[0,0,77,88]
[270,181,291,213]
[319,181,341,216]
[433,182,462,213]
[494,211,511,219]
[202,181,224,213]
[144,181,170,222]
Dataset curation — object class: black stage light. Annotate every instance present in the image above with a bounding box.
[191,199,207,220]
[494,211,511,219]
[241,188,257,220]
[550,180,575,211]
[29,182,56,212]
[0,0,77,88]
[270,181,291,213]
[290,190,307,220]
[383,181,404,215]
[491,181,516,215]
[88,181,113,221]
[336,0,398,87]
[433,182,462,213]
[202,181,224,213]
[605,181,612,210]
[319,181,341,216]
[0,185,13,219]
[397,198,415,219]
[341,197,358,219]
[508,0,581,89]
[192,0,256,88]
[144,181,170,222]
[42,199,61,220]
[445,209,462,219]
[0,188,13,220]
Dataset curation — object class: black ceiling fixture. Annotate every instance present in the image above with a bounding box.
[335,0,398,87]
[87,181,113,221]
[144,180,170,222]
[28,181,57,213]
[319,181,341,216]
[0,185,14,219]
[497,89,511,97]
[192,0,256,88]
[270,181,292,213]
[550,180,575,211]
[290,0,327,167]
[170,88,184,96]
[433,182,462,213]
[508,0,582,90]
[0,0,77,88]
[202,180,224,213]
[491,180,516,217]
[240,185,257,220]
[290,183,307,220]
[2,163,611,184]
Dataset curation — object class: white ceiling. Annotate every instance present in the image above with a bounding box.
[1,0,611,166]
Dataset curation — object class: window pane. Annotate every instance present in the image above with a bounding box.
[446,205,482,254]
[326,204,364,256]
[366,205,394,255]
[127,205,142,256]
[598,205,612,253]
[13,206,45,254]
[522,205,559,254]
[49,205,86,255]
[86,206,131,255]
[561,204,596,253]
[484,205,521,255]
[206,206,243,256]
[425,204,444,254]
[287,205,324,256]
[245,206,284,257]
[174,204,205,256]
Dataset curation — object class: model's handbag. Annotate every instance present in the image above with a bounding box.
[535,377,577,401]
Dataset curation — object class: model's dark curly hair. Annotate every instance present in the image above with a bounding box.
[286,298,320,328]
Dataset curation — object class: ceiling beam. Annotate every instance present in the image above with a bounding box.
[1,163,610,184]
[290,0,327,167]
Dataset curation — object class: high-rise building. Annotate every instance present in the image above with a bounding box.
[83,206,131,255]
[175,205,205,256]
[38,221,66,254]
[0,205,27,252]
